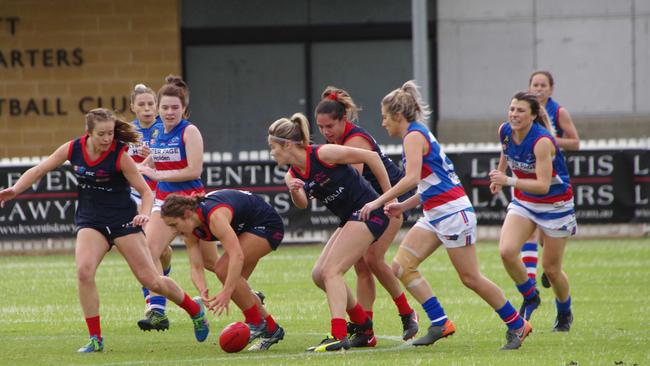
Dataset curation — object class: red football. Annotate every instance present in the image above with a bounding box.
[219,322,250,353]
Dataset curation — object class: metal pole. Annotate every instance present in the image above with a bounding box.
[412,0,430,108]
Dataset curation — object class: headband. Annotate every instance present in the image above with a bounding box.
[269,135,302,144]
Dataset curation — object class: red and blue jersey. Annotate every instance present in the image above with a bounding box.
[67,136,137,227]
[150,119,204,200]
[192,189,284,250]
[128,116,163,191]
[499,122,574,208]
[545,97,564,138]
[404,122,472,223]
[289,145,378,223]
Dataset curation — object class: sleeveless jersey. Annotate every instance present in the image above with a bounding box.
[150,119,204,199]
[545,97,564,138]
[289,145,378,222]
[67,136,137,226]
[337,121,405,193]
[499,122,574,209]
[128,117,163,191]
[405,122,473,223]
[192,189,283,244]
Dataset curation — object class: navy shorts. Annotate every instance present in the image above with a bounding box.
[344,206,390,241]
[241,208,285,251]
[75,221,143,248]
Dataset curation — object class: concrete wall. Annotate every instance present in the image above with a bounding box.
[0,0,181,158]
[437,0,650,142]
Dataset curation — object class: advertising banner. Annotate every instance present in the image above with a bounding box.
[1,149,648,239]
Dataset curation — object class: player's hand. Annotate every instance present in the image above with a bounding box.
[207,289,232,316]
[132,214,149,226]
[200,288,210,304]
[0,187,17,208]
[359,199,381,221]
[489,182,503,194]
[138,166,159,181]
[384,201,404,218]
[137,144,151,158]
[489,169,507,186]
[286,177,304,192]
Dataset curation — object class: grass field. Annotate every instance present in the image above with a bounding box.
[0,239,649,366]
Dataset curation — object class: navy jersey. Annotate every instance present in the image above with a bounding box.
[338,121,405,193]
[192,189,284,250]
[289,145,378,223]
[67,136,138,227]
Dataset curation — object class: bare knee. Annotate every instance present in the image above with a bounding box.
[354,259,373,279]
[77,265,97,284]
[542,262,563,280]
[140,273,165,293]
[312,266,324,288]
[458,271,481,291]
[499,244,521,264]
[364,251,386,274]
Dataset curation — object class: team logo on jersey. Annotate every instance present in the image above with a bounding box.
[73,165,86,175]
[149,129,159,145]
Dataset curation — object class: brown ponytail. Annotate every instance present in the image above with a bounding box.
[160,194,204,218]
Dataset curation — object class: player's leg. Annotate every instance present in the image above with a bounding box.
[499,212,540,321]
[75,228,110,353]
[116,232,209,342]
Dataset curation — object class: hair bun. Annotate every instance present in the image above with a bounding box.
[134,83,148,92]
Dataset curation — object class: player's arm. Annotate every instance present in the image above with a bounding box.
[343,135,372,174]
[358,132,424,219]
[120,150,153,224]
[0,142,69,207]
[317,144,391,194]
[206,208,244,315]
[184,234,209,297]
[285,171,309,209]
[555,108,580,151]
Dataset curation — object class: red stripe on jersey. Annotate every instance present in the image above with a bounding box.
[156,187,205,200]
[422,186,467,210]
[420,164,433,179]
[155,160,188,170]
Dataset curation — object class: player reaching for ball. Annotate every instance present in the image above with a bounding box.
[160,189,286,351]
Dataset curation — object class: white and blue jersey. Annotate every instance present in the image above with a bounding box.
[128,117,163,198]
[545,97,564,138]
[499,122,577,237]
[150,119,204,200]
[405,122,473,224]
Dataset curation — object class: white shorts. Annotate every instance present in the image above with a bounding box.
[414,210,477,248]
[507,201,577,238]
[151,198,165,213]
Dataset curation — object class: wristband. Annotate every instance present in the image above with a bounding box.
[506,176,518,187]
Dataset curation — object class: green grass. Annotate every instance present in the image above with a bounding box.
[0,239,649,366]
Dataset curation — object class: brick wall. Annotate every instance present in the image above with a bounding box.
[0,0,181,158]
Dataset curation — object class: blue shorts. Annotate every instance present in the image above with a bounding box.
[75,221,143,248]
